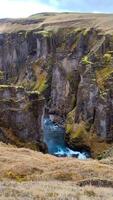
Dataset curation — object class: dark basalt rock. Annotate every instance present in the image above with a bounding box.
[0,85,45,151]
[0,18,113,156]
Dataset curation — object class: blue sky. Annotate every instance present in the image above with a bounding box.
[0,0,113,18]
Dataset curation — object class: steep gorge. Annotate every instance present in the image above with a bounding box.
[0,13,113,158]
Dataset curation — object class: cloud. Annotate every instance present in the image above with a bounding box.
[0,0,112,18]
[0,0,58,18]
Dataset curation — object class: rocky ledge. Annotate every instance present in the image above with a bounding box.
[0,85,45,151]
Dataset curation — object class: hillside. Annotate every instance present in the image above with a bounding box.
[0,142,113,199]
[0,12,113,33]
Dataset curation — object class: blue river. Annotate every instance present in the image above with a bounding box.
[43,117,90,159]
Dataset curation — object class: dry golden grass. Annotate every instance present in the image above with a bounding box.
[0,180,113,200]
[1,13,113,33]
[0,142,113,182]
[0,142,113,199]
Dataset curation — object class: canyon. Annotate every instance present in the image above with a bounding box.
[0,13,113,158]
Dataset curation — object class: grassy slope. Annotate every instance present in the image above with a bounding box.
[0,181,113,200]
[0,142,113,199]
[1,12,113,33]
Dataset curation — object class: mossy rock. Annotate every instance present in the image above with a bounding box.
[65,109,110,158]
[38,30,53,38]
[66,125,110,158]
[103,53,112,64]
[82,28,90,36]
[33,72,48,94]
[0,70,4,80]
[96,66,113,91]
[66,121,88,144]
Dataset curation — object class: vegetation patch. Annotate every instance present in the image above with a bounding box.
[38,30,53,38]
[66,108,87,139]
[81,56,92,65]
[82,28,90,36]
[96,66,113,90]
[0,70,4,80]
[34,72,47,94]
[103,53,112,64]
[21,58,49,94]
[65,108,110,158]
[5,171,27,182]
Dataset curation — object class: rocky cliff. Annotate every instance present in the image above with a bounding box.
[0,85,45,151]
[0,13,113,156]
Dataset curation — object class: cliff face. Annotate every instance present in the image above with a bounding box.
[0,85,45,151]
[0,13,113,155]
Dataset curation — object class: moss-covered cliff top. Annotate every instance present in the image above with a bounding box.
[1,12,113,33]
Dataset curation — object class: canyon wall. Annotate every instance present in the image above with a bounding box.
[0,15,113,155]
[0,85,45,151]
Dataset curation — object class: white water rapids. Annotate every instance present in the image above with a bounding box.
[43,117,90,159]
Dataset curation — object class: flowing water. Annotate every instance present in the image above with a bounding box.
[43,117,90,160]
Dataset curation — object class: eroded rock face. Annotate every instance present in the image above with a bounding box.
[37,28,113,156]
[50,62,80,117]
[0,85,45,151]
[0,31,49,84]
[0,21,113,156]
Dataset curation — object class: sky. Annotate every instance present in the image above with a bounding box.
[0,0,113,18]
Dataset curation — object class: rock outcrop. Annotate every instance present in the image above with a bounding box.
[0,85,45,151]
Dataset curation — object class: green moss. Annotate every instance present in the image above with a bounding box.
[70,123,87,139]
[103,53,112,63]
[66,120,87,143]
[34,73,48,94]
[70,28,82,34]
[0,85,10,88]
[83,28,90,36]
[66,108,75,137]
[38,30,53,38]
[66,123,73,134]
[81,56,92,65]
[96,66,113,90]
[0,70,4,80]
[66,107,75,124]
[66,108,88,140]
